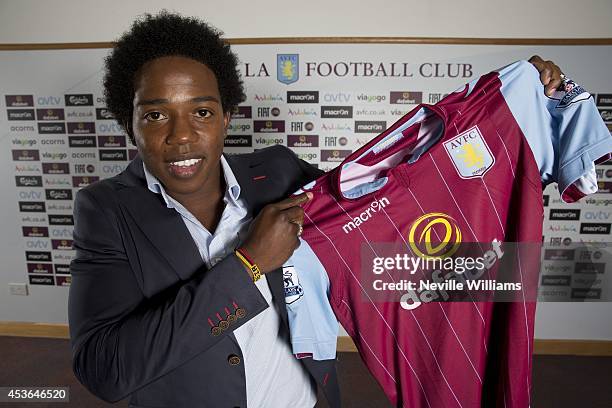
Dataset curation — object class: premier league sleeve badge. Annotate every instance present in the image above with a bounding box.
[283,265,304,304]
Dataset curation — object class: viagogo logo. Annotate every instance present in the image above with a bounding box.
[408,212,462,259]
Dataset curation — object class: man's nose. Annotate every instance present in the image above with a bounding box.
[166,115,198,145]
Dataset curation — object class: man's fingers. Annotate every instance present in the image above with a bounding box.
[283,206,305,226]
[528,55,543,64]
[274,192,313,210]
[545,78,563,96]
[545,62,565,96]
[539,66,553,86]
[528,55,568,96]
[528,55,544,72]
[529,55,552,84]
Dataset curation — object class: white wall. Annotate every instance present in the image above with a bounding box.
[1,0,611,42]
[0,0,611,340]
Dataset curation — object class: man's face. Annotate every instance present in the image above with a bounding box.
[131,56,230,197]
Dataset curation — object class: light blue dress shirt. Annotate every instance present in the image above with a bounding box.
[143,156,250,268]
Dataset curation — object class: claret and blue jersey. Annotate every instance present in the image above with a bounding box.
[282,61,612,407]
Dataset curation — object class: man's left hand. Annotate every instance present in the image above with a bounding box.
[528,55,565,97]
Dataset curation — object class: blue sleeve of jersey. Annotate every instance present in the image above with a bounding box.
[283,239,338,361]
[498,60,612,202]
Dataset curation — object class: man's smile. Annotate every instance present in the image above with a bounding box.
[167,157,204,178]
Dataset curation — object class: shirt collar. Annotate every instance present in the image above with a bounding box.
[143,155,242,206]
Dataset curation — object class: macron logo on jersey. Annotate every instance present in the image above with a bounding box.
[342,196,390,234]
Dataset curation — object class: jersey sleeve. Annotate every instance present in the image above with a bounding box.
[283,238,339,361]
[498,60,612,202]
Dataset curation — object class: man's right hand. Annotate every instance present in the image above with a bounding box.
[239,192,312,274]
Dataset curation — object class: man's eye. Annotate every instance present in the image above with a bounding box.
[144,112,166,121]
[196,109,212,118]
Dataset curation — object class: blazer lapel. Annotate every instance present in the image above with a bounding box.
[226,153,277,216]
[116,155,290,328]
[115,158,203,281]
[225,153,290,328]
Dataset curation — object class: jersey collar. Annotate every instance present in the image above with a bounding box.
[332,102,447,201]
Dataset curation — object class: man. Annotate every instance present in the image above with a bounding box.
[68,11,564,408]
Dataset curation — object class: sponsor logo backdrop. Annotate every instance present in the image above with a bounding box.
[1,44,611,292]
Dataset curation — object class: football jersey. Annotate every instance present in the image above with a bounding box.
[283,60,612,407]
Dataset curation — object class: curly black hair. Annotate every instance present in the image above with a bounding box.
[103,11,246,145]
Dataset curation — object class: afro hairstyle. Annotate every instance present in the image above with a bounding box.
[103,11,246,145]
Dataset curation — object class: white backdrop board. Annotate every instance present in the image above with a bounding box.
[1,43,611,333]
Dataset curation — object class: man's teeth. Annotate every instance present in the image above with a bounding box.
[171,158,202,167]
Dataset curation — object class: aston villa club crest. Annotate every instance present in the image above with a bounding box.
[283,265,304,304]
[443,125,494,179]
[277,54,299,85]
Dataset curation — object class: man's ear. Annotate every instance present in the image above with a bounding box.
[121,120,138,147]
[223,111,231,137]
[123,119,131,133]
[123,119,134,141]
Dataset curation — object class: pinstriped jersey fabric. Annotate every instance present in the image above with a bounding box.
[284,61,612,407]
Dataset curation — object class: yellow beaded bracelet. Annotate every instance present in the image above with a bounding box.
[235,248,262,282]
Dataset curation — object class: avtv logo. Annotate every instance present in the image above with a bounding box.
[583,211,612,221]
[26,240,49,249]
[19,190,43,200]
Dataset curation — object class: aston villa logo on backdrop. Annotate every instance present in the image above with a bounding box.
[277,54,299,85]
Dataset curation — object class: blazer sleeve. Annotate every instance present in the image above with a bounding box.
[68,188,268,403]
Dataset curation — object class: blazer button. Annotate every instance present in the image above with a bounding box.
[219,320,229,330]
[236,308,246,318]
[211,326,222,336]
[228,354,241,366]
[227,314,237,323]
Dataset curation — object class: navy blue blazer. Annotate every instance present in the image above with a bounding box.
[68,145,340,408]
